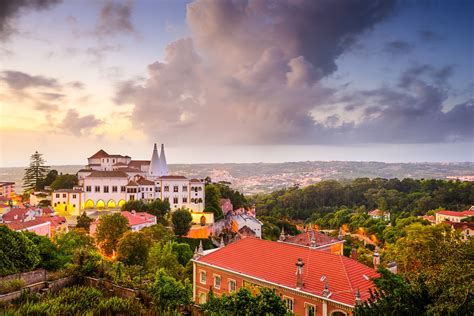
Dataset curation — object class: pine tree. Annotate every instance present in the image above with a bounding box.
[23,151,50,192]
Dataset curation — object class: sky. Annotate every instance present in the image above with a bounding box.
[0,0,473,167]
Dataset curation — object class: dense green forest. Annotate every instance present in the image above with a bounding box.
[252,178,473,222]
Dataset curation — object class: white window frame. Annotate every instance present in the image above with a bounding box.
[213,274,221,289]
[199,270,206,284]
[305,302,316,316]
[228,279,236,293]
[283,296,294,312]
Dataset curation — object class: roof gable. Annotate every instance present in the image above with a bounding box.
[88,149,109,159]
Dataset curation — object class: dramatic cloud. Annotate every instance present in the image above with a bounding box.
[0,0,61,39]
[95,0,135,37]
[116,0,396,145]
[384,40,413,55]
[0,70,60,90]
[59,109,102,136]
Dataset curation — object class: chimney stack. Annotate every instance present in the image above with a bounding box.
[279,227,286,241]
[309,231,317,249]
[355,288,362,304]
[322,280,331,297]
[295,258,304,289]
[373,248,380,269]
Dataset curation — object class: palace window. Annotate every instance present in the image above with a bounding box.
[63,194,66,198]
[173,197,178,204]
[182,197,187,203]
[198,186,202,191]
[56,194,60,198]
[130,195,135,201]
[155,187,159,192]
[86,186,91,192]
[173,186,179,192]
[164,197,169,202]
[228,280,236,293]
[72,194,76,199]
[182,185,187,192]
[73,204,76,208]
[112,186,117,192]
[214,275,221,289]
[305,303,316,316]
[164,186,169,192]
[121,186,126,192]
[198,198,203,203]
[284,297,294,312]
[95,186,100,192]
[200,271,206,284]
[103,186,109,193]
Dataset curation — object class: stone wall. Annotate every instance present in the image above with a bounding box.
[0,269,46,286]
[83,277,138,300]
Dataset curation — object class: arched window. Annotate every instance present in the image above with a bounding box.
[107,199,116,208]
[96,200,105,209]
[331,311,348,316]
[85,199,94,209]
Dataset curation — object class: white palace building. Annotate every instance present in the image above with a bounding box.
[52,144,205,215]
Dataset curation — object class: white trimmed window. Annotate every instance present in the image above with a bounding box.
[200,271,206,284]
[305,303,316,316]
[284,296,294,312]
[214,275,221,289]
[228,279,236,293]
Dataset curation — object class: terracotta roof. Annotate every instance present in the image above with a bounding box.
[37,215,67,228]
[368,209,389,216]
[127,180,139,186]
[128,160,150,168]
[86,171,128,178]
[5,217,51,231]
[0,182,14,186]
[2,208,29,222]
[88,149,109,159]
[77,169,93,173]
[190,178,203,183]
[117,167,143,173]
[108,154,127,158]
[195,237,378,307]
[113,162,128,166]
[121,211,156,227]
[137,178,155,185]
[42,207,54,215]
[54,189,83,193]
[159,175,187,180]
[437,210,474,217]
[283,231,342,248]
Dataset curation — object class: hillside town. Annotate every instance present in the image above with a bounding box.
[1,145,473,315]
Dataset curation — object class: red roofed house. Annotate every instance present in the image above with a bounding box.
[193,238,378,316]
[281,230,344,255]
[444,221,474,241]
[4,217,51,237]
[435,210,474,224]
[367,209,390,221]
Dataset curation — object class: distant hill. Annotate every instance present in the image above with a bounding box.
[1,161,472,195]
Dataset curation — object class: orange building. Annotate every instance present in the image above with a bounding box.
[192,238,378,316]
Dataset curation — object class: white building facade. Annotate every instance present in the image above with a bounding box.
[53,144,205,214]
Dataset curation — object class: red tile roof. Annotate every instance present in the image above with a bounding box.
[445,221,474,230]
[190,178,202,183]
[368,209,389,216]
[127,180,139,186]
[87,171,128,178]
[5,217,51,231]
[159,175,187,180]
[2,208,29,222]
[128,160,150,168]
[283,230,342,248]
[88,149,109,159]
[41,215,67,228]
[195,237,378,307]
[113,162,128,166]
[437,210,474,217]
[121,211,156,227]
[137,178,155,185]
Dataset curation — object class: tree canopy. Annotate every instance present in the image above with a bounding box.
[95,213,130,256]
[22,151,50,192]
[0,226,40,276]
[171,208,193,236]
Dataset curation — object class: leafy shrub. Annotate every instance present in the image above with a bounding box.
[0,279,26,294]
[96,296,142,315]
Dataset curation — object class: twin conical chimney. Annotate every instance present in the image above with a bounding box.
[148,143,169,178]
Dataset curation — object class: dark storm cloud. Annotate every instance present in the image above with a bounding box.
[1,70,60,90]
[95,0,135,37]
[384,40,413,55]
[0,0,61,39]
[59,109,102,136]
[116,0,397,145]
